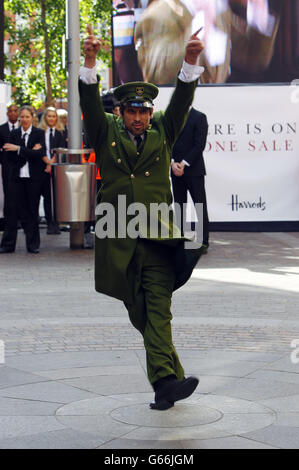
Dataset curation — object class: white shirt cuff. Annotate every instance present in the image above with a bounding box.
[178,60,204,83]
[79,65,98,84]
[182,159,190,167]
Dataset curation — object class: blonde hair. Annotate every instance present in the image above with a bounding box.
[39,106,65,132]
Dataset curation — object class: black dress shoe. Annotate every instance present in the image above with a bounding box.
[47,222,60,234]
[0,247,14,254]
[27,248,39,254]
[53,223,61,234]
[150,375,199,411]
[47,223,55,234]
[201,244,209,255]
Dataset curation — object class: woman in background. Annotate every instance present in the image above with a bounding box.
[0,106,46,254]
[39,107,66,234]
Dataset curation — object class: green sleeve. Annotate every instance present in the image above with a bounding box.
[162,78,197,146]
[78,78,108,155]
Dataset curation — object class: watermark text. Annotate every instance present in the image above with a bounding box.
[95,196,203,249]
[290,339,299,364]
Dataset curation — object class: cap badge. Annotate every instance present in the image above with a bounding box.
[136,86,144,96]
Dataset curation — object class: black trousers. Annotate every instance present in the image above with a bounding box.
[40,172,53,224]
[1,164,10,220]
[1,177,42,251]
[171,174,209,246]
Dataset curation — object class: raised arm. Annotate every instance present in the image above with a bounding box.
[162,31,204,146]
[79,27,108,152]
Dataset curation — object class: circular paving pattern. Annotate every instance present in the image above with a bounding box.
[56,393,276,441]
[111,403,222,428]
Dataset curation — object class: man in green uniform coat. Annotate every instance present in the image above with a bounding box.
[79,28,205,410]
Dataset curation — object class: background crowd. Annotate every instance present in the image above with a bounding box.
[0,103,68,253]
[0,92,122,254]
[0,85,210,255]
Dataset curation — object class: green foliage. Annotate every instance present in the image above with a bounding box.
[4,0,113,108]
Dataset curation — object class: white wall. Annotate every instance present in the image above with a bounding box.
[0,82,11,124]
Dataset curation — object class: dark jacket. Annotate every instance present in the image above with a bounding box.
[46,128,66,154]
[171,108,208,176]
[6,127,46,180]
[0,122,10,167]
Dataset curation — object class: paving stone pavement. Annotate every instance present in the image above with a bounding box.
[0,227,299,449]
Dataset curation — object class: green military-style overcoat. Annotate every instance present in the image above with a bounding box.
[79,77,202,303]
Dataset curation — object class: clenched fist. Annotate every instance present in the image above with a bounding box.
[135,0,193,84]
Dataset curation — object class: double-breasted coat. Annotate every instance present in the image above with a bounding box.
[79,77,203,303]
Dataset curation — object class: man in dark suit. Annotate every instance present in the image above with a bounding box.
[0,104,19,222]
[171,107,209,252]
[0,106,46,254]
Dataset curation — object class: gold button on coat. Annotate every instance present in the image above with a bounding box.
[111,142,116,147]
[130,174,135,179]
[145,171,150,177]
[156,156,160,161]
[117,158,121,163]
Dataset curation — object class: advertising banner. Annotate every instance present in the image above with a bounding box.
[111,1,299,224]
[112,1,299,87]
[155,84,299,222]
